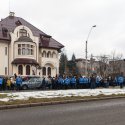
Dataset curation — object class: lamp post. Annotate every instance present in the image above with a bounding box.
[85,25,96,76]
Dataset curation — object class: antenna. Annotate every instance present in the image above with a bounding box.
[9,0,15,17]
[9,0,10,12]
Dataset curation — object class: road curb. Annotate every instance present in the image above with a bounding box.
[0,96,125,110]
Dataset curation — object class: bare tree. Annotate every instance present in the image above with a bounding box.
[96,55,109,77]
[109,50,123,77]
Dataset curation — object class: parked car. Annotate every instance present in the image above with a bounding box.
[22,75,41,81]
[21,77,44,90]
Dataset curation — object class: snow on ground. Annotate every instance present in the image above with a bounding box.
[0,88,125,102]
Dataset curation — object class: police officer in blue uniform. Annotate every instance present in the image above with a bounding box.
[0,77,3,90]
[117,74,124,88]
[57,76,64,89]
[70,76,76,89]
[64,76,70,89]
[16,75,22,90]
[78,75,84,89]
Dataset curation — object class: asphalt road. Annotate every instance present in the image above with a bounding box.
[0,98,125,125]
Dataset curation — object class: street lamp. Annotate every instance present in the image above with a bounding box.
[85,25,96,76]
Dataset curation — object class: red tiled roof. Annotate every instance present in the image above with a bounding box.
[0,15,64,49]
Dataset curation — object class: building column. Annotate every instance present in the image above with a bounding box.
[46,66,48,77]
[40,67,43,77]
[56,66,59,75]
[23,65,26,75]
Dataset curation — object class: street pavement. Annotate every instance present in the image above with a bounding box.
[0,98,125,125]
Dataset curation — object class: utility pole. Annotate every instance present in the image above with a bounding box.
[85,25,96,76]
[90,54,94,74]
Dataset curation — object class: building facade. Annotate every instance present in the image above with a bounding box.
[75,58,100,76]
[75,58,125,77]
[0,12,64,77]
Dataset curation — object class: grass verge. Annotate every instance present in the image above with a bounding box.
[0,94,125,106]
[0,94,8,98]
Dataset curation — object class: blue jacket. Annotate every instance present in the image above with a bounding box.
[79,77,84,84]
[0,78,3,85]
[84,77,89,84]
[16,77,22,85]
[70,77,76,84]
[64,78,70,85]
[58,77,64,85]
[117,76,124,84]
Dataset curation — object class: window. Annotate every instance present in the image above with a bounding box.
[2,27,8,37]
[18,44,34,55]
[43,67,46,75]
[26,65,30,75]
[47,51,51,58]
[5,47,7,55]
[19,29,27,37]
[18,65,23,75]
[15,20,22,26]
[42,51,46,57]
[5,67,7,75]
[48,67,51,76]
[52,52,57,58]
[18,45,21,55]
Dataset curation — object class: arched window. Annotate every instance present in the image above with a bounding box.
[47,51,51,58]
[52,51,57,58]
[18,65,23,75]
[43,67,46,75]
[48,67,51,76]
[42,51,46,57]
[26,65,30,75]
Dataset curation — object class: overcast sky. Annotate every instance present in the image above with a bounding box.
[0,0,125,59]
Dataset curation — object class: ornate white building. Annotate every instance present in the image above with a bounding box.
[0,12,64,77]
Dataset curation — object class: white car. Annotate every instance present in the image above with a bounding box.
[21,77,43,90]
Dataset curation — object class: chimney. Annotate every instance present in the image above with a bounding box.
[9,12,15,18]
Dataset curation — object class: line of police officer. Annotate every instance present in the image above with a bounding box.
[50,74,125,90]
[0,74,124,90]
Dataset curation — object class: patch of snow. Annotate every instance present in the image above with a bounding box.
[0,88,125,102]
